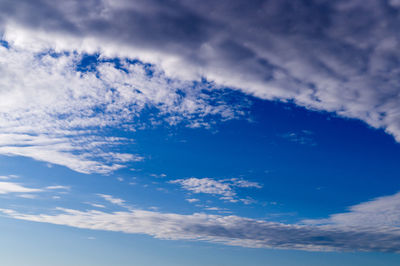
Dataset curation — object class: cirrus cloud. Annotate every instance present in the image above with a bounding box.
[3,191,400,252]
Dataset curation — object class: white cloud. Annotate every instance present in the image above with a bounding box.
[170,177,261,203]
[0,175,19,180]
[1,0,400,143]
[171,178,234,197]
[204,207,224,211]
[303,191,400,229]
[150,173,167,178]
[97,194,126,207]
[0,181,74,198]
[239,198,255,205]
[0,181,42,194]
[1,0,399,177]
[17,194,38,199]
[3,192,400,252]
[45,185,70,190]
[185,198,199,203]
[0,43,245,174]
[87,203,106,209]
[228,178,262,189]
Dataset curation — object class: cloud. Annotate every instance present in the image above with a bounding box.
[185,198,199,203]
[97,194,126,207]
[45,185,70,190]
[3,191,400,252]
[281,130,317,146]
[86,203,106,209]
[17,194,38,199]
[0,175,19,180]
[303,191,400,229]
[171,178,234,197]
[0,181,42,194]
[227,178,263,189]
[150,173,167,178]
[1,0,399,175]
[1,0,400,142]
[170,177,261,203]
[0,42,246,174]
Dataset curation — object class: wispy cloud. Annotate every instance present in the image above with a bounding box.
[0,44,246,174]
[0,175,19,180]
[150,173,167,178]
[0,181,42,194]
[170,177,261,203]
[303,191,400,229]
[3,191,400,252]
[86,203,106,209]
[97,194,126,207]
[45,185,70,190]
[17,194,38,199]
[171,178,234,197]
[281,130,317,146]
[185,198,199,203]
[227,178,263,189]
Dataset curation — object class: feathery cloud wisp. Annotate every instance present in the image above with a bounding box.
[3,191,400,252]
[170,177,261,203]
[0,44,246,174]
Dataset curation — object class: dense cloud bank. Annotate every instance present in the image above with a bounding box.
[1,0,400,141]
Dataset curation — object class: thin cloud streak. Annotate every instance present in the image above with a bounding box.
[97,194,126,207]
[3,191,400,252]
[0,181,42,194]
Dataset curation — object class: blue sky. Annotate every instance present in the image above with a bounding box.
[1,0,400,265]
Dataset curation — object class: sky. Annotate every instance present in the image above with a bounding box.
[0,0,400,265]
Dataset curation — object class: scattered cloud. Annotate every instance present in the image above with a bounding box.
[170,177,261,203]
[0,42,247,174]
[239,197,256,205]
[227,178,263,189]
[281,131,316,146]
[171,178,234,197]
[150,173,167,178]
